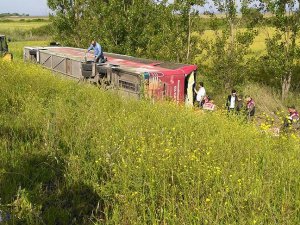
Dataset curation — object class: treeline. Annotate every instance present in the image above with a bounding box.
[48,0,300,100]
[0,13,30,17]
[0,18,48,23]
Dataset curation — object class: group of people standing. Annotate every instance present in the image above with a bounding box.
[226,89,256,120]
[193,82,267,122]
[194,82,299,128]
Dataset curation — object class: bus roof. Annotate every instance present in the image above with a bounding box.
[38,46,198,76]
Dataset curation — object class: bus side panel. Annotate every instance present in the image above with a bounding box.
[147,74,185,102]
[159,75,185,102]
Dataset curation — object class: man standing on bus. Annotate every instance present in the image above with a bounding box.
[86,40,105,63]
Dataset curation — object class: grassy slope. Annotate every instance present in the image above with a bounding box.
[9,40,49,60]
[0,60,300,224]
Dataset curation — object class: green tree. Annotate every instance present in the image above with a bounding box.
[48,0,178,60]
[259,0,300,100]
[197,0,258,90]
[48,0,88,46]
[173,0,206,61]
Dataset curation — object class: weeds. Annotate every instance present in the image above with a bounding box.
[0,60,300,224]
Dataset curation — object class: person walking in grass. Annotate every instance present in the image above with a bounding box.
[283,105,299,128]
[236,95,244,114]
[194,82,206,108]
[245,96,255,121]
[226,89,238,112]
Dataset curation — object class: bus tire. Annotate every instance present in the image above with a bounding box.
[82,70,92,79]
[97,66,107,74]
[82,63,93,71]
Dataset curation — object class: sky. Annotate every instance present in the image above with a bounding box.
[0,0,50,16]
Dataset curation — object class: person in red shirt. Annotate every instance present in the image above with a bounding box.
[245,96,255,121]
[284,105,299,128]
[288,106,299,121]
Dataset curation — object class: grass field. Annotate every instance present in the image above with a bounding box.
[0,16,49,21]
[0,20,51,41]
[9,40,49,60]
[199,27,277,56]
[0,20,51,59]
[1,59,300,224]
[0,21,50,31]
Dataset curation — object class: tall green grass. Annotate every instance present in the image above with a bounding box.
[9,40,49,60]
[0,21,51,41]
[0,59,300,224]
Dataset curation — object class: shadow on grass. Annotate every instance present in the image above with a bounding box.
[0,152,105,224]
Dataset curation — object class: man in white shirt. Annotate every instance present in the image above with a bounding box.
[226,89,238,112]
[194,82,206,107]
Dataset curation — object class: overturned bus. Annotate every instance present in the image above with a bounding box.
[24,46,197,106]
